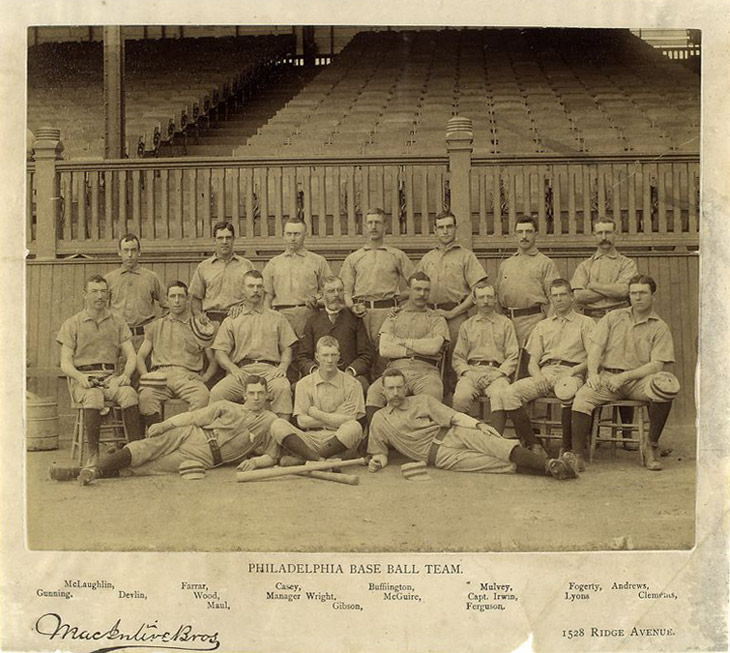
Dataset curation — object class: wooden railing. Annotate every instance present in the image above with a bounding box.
[470,155,700,247]
[26,120,700,257]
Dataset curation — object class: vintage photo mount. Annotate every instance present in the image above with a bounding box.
[2,2,729,652]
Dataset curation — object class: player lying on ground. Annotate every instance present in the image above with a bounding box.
[367,368,580,480]
[49,376,279,485]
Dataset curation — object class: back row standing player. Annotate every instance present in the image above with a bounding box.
[339,208,413,377]
[104,233,164,352]
[415,210,488,394]
[497,215,560,374]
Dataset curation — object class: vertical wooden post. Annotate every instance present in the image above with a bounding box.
[33,128,64,259]
[445,116,474,248]
[103,26,126,159]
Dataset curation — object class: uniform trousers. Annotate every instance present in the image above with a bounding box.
[270,419,362,455]
[452,367,511,414]
[209,362,292,413]
[138,366,210,415]
[572,372,670,416]
[511,312,546,349]
[501,363,582,411]
[433,425,518,474]
[277,306,317,339]
[363,307,393,378]
[366,361,443,408]
[69,374,138,410]
[443,312,469,394]
[126,425,214,475]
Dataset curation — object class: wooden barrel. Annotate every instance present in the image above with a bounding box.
[26,392,59,451]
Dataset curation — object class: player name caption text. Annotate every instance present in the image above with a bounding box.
[181,581,230,610]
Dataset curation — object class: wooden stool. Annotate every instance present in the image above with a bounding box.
[530,396,565,449]
[67,378,128,464]
[589,400,649,465]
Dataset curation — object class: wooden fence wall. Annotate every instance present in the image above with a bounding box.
[26,250,698,428]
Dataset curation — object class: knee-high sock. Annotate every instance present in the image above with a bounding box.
[561,406,572,450]
[122,406,145,442]
[97,447,132,474]
[319,437,347,459]
[84,409,102,457]
[619,404,634,438]
[509,445,547,472]
[648,401,672,445]
[571,411,593,455]
[281,434,320,461]
[490,409,507,435]
[143,412,163,430]
[506,408,536,446]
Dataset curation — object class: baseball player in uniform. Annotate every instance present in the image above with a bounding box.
[365,271,450,422]
[569,275,678,471]
[189,221,254,327]
[339,207,414,377]
[209,270,297,419]
[415,210,488,394]
[497,215,560,375]
[501,279,595,454]
[451,281,519,433]
[104,233,164,352]
[571,217,639,441]
[56,274,145,467]
[136,281,216,429]
[298,276,372,394]
[367,369,580,480]
[270,336,365,463]
[262,217,332,338]
[50,376,280,485]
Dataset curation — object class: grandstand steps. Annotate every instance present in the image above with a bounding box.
[183,66,320,157]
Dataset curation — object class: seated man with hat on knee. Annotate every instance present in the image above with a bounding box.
[136,281,217,430]
[569,274,679,471]
[500,278,595,455]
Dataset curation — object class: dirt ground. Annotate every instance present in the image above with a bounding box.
[26,422,695,553]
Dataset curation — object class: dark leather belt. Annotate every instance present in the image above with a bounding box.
[428,301,459,311]
[355,298,398,309]
[77,363,116,372]
[392,355,438,368]
[205,431,223,466]
[505,304,543,318]
[238,358,279,367]
[206,310,228,322]
[467,360,500,368]
[603,367,627,374]
[540,359,579,368]
[583,303,628,319]
[274,303,308,310]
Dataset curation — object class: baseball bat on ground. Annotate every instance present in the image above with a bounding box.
[301,470,360,485]
[236,457,366,483]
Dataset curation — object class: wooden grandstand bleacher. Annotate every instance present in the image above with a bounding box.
[28,34,294,159]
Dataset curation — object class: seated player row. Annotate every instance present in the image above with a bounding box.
[54,265,677,485]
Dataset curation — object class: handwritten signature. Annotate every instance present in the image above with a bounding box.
[35,613,220,653]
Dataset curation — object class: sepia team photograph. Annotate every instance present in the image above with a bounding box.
[21,22,702,555]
